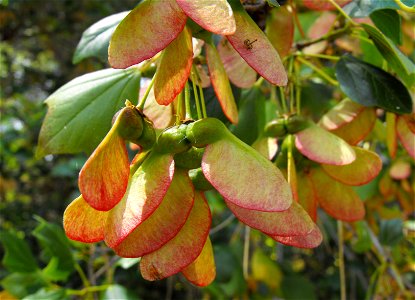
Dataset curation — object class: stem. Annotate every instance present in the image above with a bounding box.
[294,61,301,114]
[327,0,357,25]
[278,86,288,114]
[270,85,282,117]
[184,81,192,120]
[338,221,346,300]
[67,285,110,296]
[176,91,183,125]
[290,1,306,39]
[137,75,156,110]
[191,70,202,119]
[210,214,236,234]
[394,0,415,12]
[296,26,351,50]
[198,84,207,118]
[243,226,250,280]
[288,57,295,113]
[296,52,340,61]
[75,263,90,288]
[297,56,339,86]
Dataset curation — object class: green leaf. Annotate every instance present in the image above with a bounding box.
[335,55,412,114]
[0,231,38,273]
[281,275,317,300]
[344,0,415,17]
[37,68,141,156]
[73,11,129,64]
[32,218,75,281]
[23,288,68,300]
[100,284,139,300]
[369,9,401,45]
[1,272,45,299]
[352,221,372,253]
[362,23,415,87]
[379,219,404,246]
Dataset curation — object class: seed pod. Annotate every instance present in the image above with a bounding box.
[264,118,287,137]
[174,147,204,170]
[186,118,228,148]
[285,115,311,134]
[155,124,191,154]
[189,168,214,191]
[137,116,156,150]
[116,107,144,142]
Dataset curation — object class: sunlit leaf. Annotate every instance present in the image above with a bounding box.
[114,169,194,257]
[205,42,238,124]
[265,6,294,59]
[73,11,129,64]
[308,12,336,39]
[202,135,292,212]
[217,38,257,88]
[141,83,174,129]
[251,249,282,290]
[309,168,365,222]
[176,0,235,35]
[386,112,397,158]
[63,195,109,243]
[226,0,287,86]
[336,54,412,114]
[252,137,278,160]
[154,26,193,106]
[319,99,365,130]
[37,68,140,156]
[270,223,322,248]
[140,192,211,281]
[396,115,415,159]
[226,201,314,237]
[389,159,411,180]
[105,153,174,248]
[78,121,129,211]
[322,147,382,186]
[295,123,356,165]
[182,237,216,287]
[109,0,187,68]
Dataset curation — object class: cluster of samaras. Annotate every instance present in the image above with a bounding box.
[62,0,415,286]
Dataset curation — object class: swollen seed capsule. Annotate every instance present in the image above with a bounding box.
[264,118,287,138]
[174,147,204,170]
[285,115,311,134]
[116,107,144,142]
[186,118,228,148]
[155,124,191,154]
[189,168,214,191]
[137,116,156,150]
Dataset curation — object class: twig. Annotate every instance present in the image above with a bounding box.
[210,214,236,234]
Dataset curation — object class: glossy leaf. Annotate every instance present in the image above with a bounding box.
[226,201,314,237]
[205,42,238,124]
[0,231,38,273]
[295,123,356,165]
[37,68,140,156]
[202,134,292,212]
[252,137,278,160]
[343,0,415,17]
[154,27,193,106]
[335,54,412,114]
[319,98,365,130]
[105,153,174,248]
[108,0,187,68]
[181,237,216,287]
[217,38,257,88]
[73,11,129,64]
[114,169,194,257]
[265,6,294,59]
[297,172,318,222]
[362,24,415,87]
[78,120,129,211]
[309,168,365,222]
[140,192,211,281]
[63,195,109,243]
[396,115,415,159]
[176,0,235,35]
[302,0,351,11]
[270,223,323,249]
[370,9,401,45]
[322,147,382,186]
[227,0,287,86]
